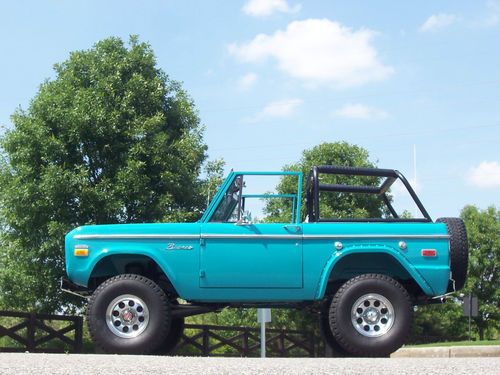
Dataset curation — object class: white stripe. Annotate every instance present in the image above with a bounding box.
[73,234,199,240]
[201,234,448,240]
[73,233,449,240]
[303,234,450,239]
[201,234,302,240]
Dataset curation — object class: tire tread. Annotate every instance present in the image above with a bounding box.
[329,273,412,357]
[436,217,469,291]
[87,274,170,355]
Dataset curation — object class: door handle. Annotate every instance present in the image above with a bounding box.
[283,225,301,232]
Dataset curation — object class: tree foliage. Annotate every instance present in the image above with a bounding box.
[0,36,207,312]
[200,158,226,210]
[410,300,468,343]
[461,205,499,340]
[409,205,499,342]
[264,142,385,222]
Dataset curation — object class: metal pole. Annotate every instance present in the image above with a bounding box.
[260,319,266,358]
[413,144,418,217]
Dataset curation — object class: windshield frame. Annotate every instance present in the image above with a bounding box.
[200,171,303,224]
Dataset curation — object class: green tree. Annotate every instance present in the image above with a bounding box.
[410,205,499,343]
[410,300,468,343]
[200,158,226,210]
[264,142,385,222]
[461,205,499,340]
[0,36,207,312]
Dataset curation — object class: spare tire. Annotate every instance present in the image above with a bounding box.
[436,217,469,291]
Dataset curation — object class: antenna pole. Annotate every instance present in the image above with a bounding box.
[413,145,417,217]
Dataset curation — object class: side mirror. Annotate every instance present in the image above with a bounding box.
[235,211,252,226]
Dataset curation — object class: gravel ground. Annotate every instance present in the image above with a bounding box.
[0,353,499,375]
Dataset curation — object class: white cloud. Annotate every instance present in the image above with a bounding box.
[228,18,393,88]
[333,103,388,120]
[419,13,459,32]
[467,161,500,188]
[477,1,500,27]
[486,0,500,26]
[247,98,303,122]
[242,0,301,17]
[238,72,258,90]
[261,98,302,117]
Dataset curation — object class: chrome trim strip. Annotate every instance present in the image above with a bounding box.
[303,234,450,239]
[202,234,449,240]
[201,234,303,240]
[73,233,449,240]
[73,234,200,240]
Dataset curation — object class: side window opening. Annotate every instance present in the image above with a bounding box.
[208,173,301,224]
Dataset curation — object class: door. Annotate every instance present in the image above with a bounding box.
[200,222,303,288]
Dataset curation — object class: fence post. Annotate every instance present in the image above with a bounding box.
[27,313,36,352]
[243,328,249,357]
[309,332,315,357]
[74,317,83,353]
[279,330,286,357]
[202,326,210,356]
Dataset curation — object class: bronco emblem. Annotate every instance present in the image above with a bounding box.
[167,243,193,250]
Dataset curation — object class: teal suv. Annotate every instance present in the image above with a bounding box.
[63,165,468,356]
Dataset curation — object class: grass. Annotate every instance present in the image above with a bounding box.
[406,339,500,348]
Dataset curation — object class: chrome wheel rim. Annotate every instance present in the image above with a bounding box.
[351,293,394,337]
[106,294,149,338]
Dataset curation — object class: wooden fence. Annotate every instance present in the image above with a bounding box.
[0,310,83,353]
[175,324,317,357]
[0,310,317,357]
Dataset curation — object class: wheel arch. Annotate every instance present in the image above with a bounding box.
[87,253,180,297]
[316,247,434,299]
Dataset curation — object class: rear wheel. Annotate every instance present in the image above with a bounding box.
[319,298,348,356]
[329,274,412,357]
[87,274,171,354]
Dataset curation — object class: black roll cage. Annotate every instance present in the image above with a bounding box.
[305,165,432,223]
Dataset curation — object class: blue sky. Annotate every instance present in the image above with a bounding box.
[0,0,499,217]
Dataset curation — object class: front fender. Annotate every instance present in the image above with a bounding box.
[314,244,435,299]
[66,246,182,296]
[65,223,201,300]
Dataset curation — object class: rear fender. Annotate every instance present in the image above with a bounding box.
[315,245,434,299]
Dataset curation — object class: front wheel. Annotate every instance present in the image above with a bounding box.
[329,274,412,357]
[153,317,185,355]
[87,274,171,354]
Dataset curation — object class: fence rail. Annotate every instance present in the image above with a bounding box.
[0,310,83,353]
[175,324,316,357]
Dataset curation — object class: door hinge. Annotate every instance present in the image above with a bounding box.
[199,270,206,278]
[200,238,206,247]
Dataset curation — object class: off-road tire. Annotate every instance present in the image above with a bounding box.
[436,217,469,291]
[87,274,171,354]
[319,298,348,356]
[153,317,185,355]
[329,274,412,357]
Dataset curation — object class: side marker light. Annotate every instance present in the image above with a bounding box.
[74,245,89,257]
[421,249,437,257]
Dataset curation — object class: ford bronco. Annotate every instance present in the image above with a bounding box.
[63,165,468,356]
